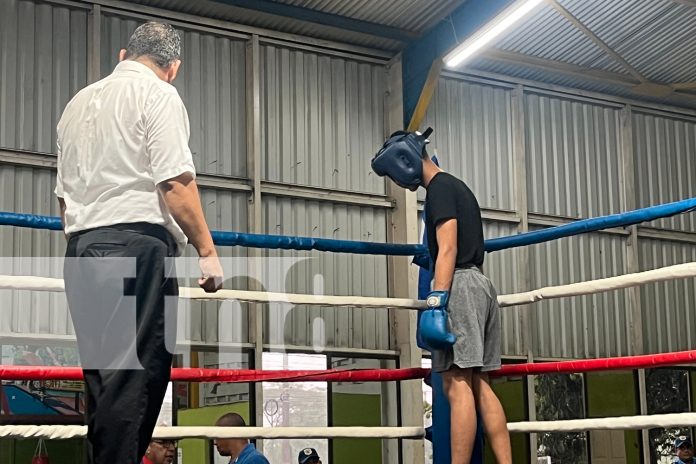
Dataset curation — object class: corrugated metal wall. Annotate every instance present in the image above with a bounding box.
[639,238,696,354]
[3,0,696,362]
[181,189,250,345]
[419,76,524,354]
[0,0,88,153]
[0,0,397,354]
[421,77,515,211]
[424,76,670,360]
[0,165,256,345]
[632,111,696,232]
[260,45,386,194]
[417,215,525,356]
[484,221,525,357]
[262,196,389,350]
[631,109,696,355]
[101,14,248,177]
[525,92,623,218]
[0,165,70,335]
[529,231,630,358]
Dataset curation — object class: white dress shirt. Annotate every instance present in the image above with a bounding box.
[55,60,196,254]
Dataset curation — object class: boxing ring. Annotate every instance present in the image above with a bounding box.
[0,195,695,462]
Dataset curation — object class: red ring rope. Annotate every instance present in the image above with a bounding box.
[0,366,429,382]
[3,349,696,382]
[493,349,696,377]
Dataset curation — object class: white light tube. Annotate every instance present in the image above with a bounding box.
[444,0,545,68]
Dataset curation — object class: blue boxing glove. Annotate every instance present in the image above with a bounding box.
[418,290,456,351]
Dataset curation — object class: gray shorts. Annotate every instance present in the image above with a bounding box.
[432,267,501,373]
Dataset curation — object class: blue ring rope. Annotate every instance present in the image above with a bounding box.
[1,197,694,255]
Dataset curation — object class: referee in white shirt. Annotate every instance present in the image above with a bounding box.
[55,22,223,464]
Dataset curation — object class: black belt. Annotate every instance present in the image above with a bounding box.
[70,222,174,246]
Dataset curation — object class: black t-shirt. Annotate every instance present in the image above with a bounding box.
[425,172,485,268]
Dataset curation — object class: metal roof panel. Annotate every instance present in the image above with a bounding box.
[270,0,462,32]
[559,0,696,84]
[469,56,696,111]
[124,0,404,51]
[493,4,610,71]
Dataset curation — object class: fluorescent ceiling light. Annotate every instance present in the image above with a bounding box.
[443,0,544,68]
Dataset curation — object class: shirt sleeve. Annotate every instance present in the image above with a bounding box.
[144,89,196,185]
[427,177,458,227]
[54,137,64,198]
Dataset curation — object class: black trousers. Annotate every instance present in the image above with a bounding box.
[64,223,178,464]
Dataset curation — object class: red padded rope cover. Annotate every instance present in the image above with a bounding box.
[0,366,429,382]
[3,350,696,382]
[493,349,696,377]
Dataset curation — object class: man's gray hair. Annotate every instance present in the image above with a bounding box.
[124,21,181,68]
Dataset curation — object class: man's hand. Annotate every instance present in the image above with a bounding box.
[198,253,223,293]
[159,173,224,293]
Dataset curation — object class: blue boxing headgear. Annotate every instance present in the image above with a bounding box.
[371,128,433,191]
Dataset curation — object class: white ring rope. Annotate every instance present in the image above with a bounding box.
[179,287,423,309]
[0,425,425,440]
[497,262,696,307]
[5,412,696,439]
[1,262,695,309]
[0,276,424,309]
[507,412,696,433]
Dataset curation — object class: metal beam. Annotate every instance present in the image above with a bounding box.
[0,149,57,169]
[549,0,647,83]
[406,59,443,131]
[445,68,696,115]
[512,84,532,357]
[672,81,696,90]
[384,54,425,464]
[0,149,397,208]
[245,33,265,438]
[0,332,256,352]
[637,226,696,245]
[64,0,394,59]
[211,0,418,43]
[481,49,696,106]
[261,181,393,208]
[263,344,398,358]
[483,49,641,87]
[259,36,388,65]
[528,213,630,236]
[670,0,696,7]
[637,369,651,463]
[418,203,521,224]
[87,4,101,84]
[511,83,537,463]
[197,176,251,193]
[620,105,644,359]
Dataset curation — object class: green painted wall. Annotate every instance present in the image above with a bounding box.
[331,393,382,464]
[177,402,250,464]
[0,438,84,464]
[484,378,529,464]
[586,371,640,463]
